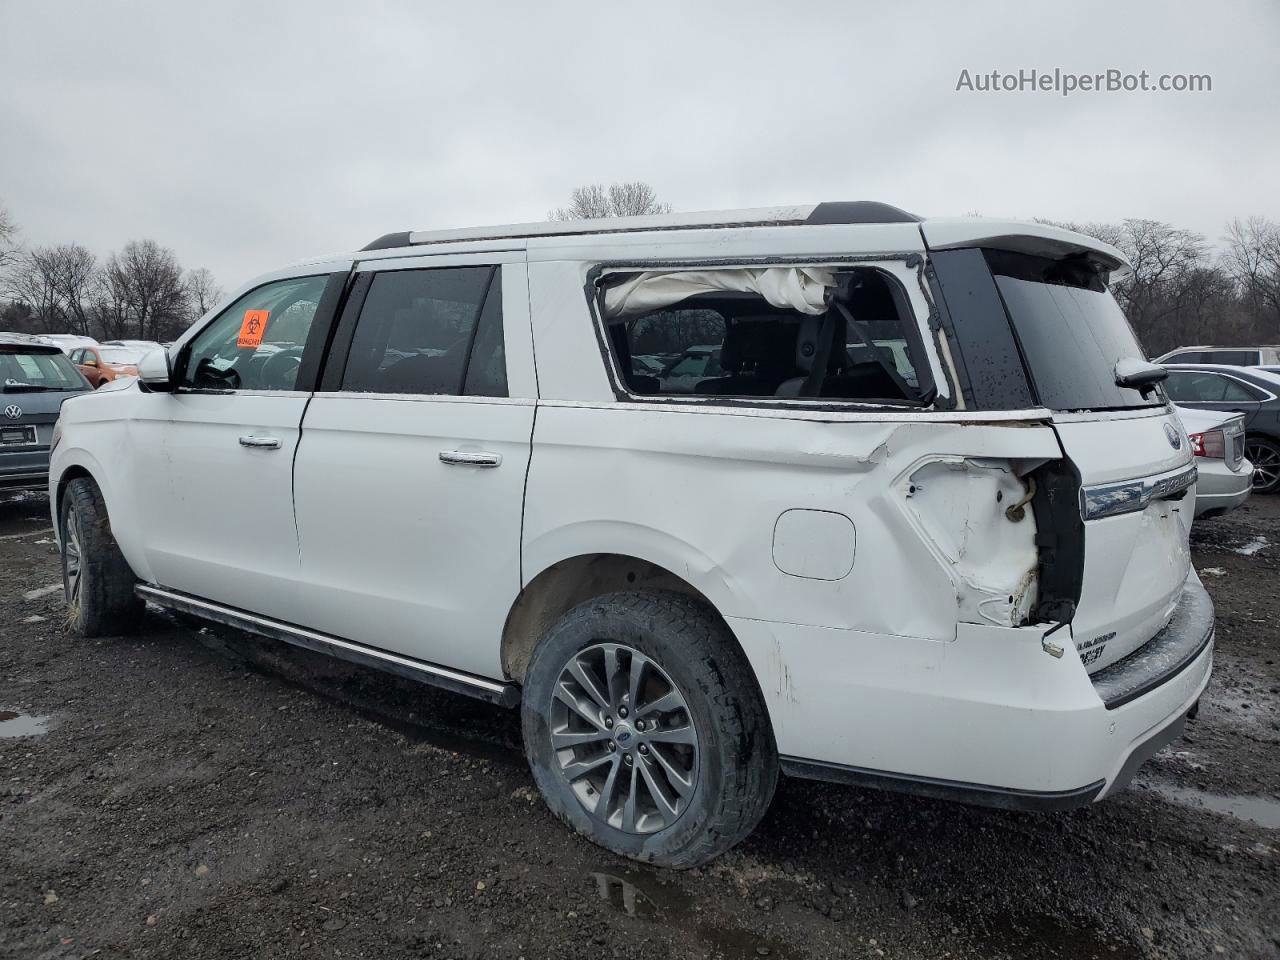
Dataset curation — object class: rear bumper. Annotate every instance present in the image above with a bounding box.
[0,470,50,491]
[0,446,52,492]
[1193,465,1252,518]
[732,572,1213,808]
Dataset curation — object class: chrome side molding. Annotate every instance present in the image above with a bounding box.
[1079,464,1198,522]
[135,584,520,707]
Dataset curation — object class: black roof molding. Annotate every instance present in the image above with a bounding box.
[806,201,922,225]
[361,231,413,251]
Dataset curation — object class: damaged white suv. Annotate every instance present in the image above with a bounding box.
[50,202,1213,866]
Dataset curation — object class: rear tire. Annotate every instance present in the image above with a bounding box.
[1245,437,1280,493]
[60,477,143,637]
[521,590,777,867]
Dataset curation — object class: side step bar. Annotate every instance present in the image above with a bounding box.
[135,584,520,708]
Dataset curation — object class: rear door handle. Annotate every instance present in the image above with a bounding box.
[439,450,502,468]
[239,435,281,450]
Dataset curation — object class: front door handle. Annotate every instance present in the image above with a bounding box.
[439,450,502,468]
[239,435,282,450]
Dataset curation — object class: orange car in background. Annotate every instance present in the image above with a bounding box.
[70,345,146,388]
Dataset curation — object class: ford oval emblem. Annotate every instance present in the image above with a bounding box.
[1164,423,1182,450]
[3,405,21,420]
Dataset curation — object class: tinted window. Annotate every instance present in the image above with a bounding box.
[1165,371,1262,402]
[1205,349,1261,365]
[181,275,329,391]
[1163,351,1206,363]
[0,350,86,390]
[1222,378,1265,401]
[607,268,925,404]
[986,250,1157,410]
[341,266,506,397]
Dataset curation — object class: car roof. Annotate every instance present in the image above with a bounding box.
[1165,363,1280,389]
[0,332,62,353]
[349,202,1131,274]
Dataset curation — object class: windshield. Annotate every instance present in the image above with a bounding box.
[986,249,1160,411]
[99,347,144,365]
[0,350,87,390]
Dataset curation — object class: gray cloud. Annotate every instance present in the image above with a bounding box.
[2,0,1276,288]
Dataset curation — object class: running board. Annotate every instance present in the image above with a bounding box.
[135,584,520,708]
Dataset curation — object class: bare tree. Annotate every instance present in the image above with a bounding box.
[607,182,671,217]
[0,203,18,271]
[1224,217,1280,335]
[184,267,222,319]
[551,181,671,221]
[3,244,98,335]
[101,240,190,341]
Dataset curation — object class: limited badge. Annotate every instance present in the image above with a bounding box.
[237,309,270,348]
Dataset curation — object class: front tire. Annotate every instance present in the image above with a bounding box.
[1245,437,1280,493]
[521,591,777,867]
[60,477,143,637]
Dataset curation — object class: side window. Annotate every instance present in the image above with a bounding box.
[604,267,925,404]
[69,349,83,364]
[1206,349,1260,365]
[180,275,329,391]
[1221,378,1265,402]
[340,266,506,397]
[1164,351,1204,363]
[1166,372,1228,402]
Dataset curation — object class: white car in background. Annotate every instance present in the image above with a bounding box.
[38,334,99,355]
[1173,406,1252,519]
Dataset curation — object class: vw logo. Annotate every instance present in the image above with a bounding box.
[3,405,21,421]
[1164,423,1182,450]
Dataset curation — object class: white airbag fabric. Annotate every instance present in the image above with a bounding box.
[603,267,834,319]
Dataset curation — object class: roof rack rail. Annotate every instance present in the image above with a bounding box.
[359,201,922,251]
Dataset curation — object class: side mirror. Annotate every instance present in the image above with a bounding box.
[1115,358,1168,396]
[137,348,174,392]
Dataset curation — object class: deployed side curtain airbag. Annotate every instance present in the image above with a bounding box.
[603,267,835,319]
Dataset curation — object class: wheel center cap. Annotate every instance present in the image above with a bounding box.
[612,721,636,749]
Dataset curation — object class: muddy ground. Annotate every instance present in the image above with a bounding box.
[0,491,1277,960]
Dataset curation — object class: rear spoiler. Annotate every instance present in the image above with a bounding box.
[921,219,1131,283]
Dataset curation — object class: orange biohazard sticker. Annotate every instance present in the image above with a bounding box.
[237,309,269,348]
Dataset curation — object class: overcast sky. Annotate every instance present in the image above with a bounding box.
[2,0,1277,289]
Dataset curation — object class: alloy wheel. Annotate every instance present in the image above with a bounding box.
[1245,439,1280,491]
[548,642,699,835]
[63,508,84,606]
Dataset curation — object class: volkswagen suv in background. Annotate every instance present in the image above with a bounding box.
[49,204,1214,866]
[0,333,91,491]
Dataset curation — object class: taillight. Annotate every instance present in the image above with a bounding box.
[1188,429,1226,459]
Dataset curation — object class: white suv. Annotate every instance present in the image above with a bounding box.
[49,202,1214,866]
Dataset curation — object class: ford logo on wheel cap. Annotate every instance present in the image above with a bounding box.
[3,405,21,420]
[1164,423,1182,450]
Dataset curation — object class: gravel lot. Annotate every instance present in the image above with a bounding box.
[1,491,1277,960]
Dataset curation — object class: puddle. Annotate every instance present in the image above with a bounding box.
[0,710,50,738]
[589,870,790,958]
[1145,781,1280,830]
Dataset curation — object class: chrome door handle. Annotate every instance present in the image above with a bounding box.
[239,435,281,449]
[439,450,502,468]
